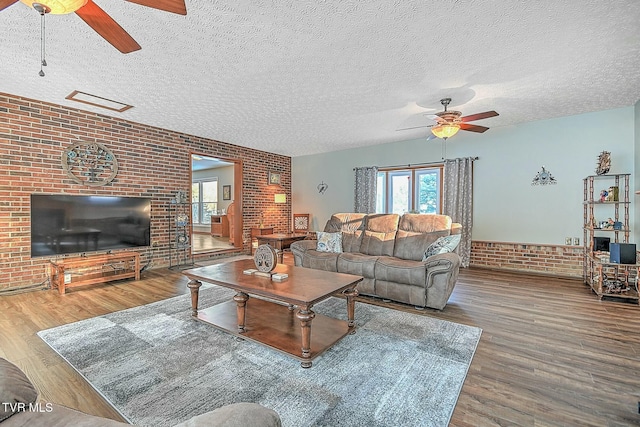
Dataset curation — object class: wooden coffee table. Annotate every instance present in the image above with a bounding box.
[183,259,362,368]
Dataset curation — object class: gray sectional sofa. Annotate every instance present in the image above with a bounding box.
[290,213,462,310]
[0,357,281,427]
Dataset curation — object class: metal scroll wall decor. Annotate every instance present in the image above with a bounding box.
[62,142,118,186]
[531,166,557,186]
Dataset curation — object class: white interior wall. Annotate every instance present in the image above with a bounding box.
[292,107,636,245]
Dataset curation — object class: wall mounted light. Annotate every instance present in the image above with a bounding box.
[274,193,287,204]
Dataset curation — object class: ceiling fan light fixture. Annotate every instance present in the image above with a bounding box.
[431,123,460,140]
[20,0,87,14]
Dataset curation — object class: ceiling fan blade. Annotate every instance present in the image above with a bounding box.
[126,0,186,15]
[425,114,442,121]
[461,111,499,122]
[0,0,18,11]
[76,0,141,53]
[460,123,490,133]
[426,133,438,141]
[396,125,433,131]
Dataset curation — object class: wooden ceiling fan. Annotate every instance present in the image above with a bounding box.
[400,98,499,140]
[0,0,187,53]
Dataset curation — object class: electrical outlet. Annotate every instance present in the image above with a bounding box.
[565,237,572,245]
[573,237,580,246]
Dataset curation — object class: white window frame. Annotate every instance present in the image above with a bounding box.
[376,165,443,214]
[192,178,218,225]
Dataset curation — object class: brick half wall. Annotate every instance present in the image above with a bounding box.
[470,241,584,278]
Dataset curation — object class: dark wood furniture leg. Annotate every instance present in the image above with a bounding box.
[343,287,358,331]
[187,279,202,316]
[296,306,316,368]
[233,292,249,333]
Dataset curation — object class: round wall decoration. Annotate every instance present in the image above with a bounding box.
[254,244,277,273]
[62,142,118,186]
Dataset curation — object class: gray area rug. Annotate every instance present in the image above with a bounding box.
[38,285,481,427]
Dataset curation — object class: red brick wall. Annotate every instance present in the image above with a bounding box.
[470,241,583,278]
[0,93,291,291]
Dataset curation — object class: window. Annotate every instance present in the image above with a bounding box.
[191,179,218,224]
[376,166,442,214]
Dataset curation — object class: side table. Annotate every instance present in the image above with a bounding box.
[256,233,308,263]
[250,227,274,254]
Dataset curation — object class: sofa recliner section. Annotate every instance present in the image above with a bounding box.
[291,213,461,310]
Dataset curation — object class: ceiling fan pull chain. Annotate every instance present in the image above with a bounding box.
[39,11,47,76]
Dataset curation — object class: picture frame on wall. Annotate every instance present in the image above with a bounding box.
[223,185,231,200]
[268,171,281,185]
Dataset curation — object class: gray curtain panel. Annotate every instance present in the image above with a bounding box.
[443,158,474,267]
[354,166,378,213]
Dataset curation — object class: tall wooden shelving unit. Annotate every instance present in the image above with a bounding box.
[583,173,638,303]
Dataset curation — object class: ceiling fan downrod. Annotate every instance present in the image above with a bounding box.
[33,3,50,76]
[440,98,452,112]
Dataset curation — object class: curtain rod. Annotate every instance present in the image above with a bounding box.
[354,157,479,170]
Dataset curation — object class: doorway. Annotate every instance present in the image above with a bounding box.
[191,154,242,255]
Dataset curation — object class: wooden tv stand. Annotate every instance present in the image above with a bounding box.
[49,252,140,295]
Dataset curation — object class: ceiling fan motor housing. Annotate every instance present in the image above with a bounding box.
[435,111,462,123]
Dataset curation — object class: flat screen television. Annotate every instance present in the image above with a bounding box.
[30,194,151,258]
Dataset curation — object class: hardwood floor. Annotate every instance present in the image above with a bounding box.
[191,233,235,253]
[1,256,639,426]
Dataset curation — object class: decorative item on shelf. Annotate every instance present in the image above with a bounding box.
[317,181,328,194]
[268,171,281,185]
[223,185,231,200]
[254,244,277,277]
[62,142,118,186]
[173,190,188,204]
[599,189,608,202]
[531,166,557,185]
[603,276,629,294]
[176,213,188,227]
[600,218,615,230]
[595,151,611,175]
[606,186,619,202]
[258,211,265,228]
[175,233,189,248]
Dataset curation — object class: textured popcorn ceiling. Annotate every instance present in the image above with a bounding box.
[1,0,639,157]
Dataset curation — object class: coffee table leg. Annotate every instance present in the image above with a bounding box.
[187,280,202,317]
[233,292,249,333]
[343,287,358,332]
[296,307,316,368]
